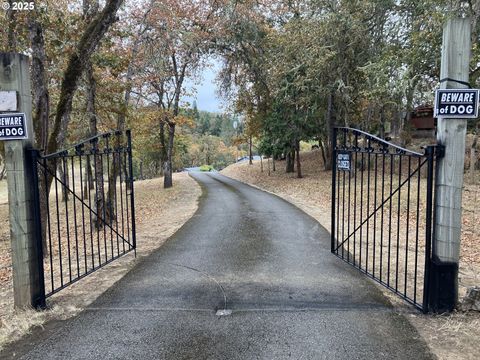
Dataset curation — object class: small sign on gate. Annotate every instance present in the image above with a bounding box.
[337,152,351,171]
[0,113,28,140]
[434,89,480,118]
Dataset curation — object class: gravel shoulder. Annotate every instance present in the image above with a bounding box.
[221,152,480,360]
[0,172,201,351]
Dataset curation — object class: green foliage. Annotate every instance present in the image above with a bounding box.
[217,0,480,170]
[199,164,214,172]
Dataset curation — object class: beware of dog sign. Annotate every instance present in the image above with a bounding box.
[0,113,28,140]
[434,89,480,118]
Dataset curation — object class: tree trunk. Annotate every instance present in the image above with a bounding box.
[295,140,302,179]
[319,139,327,168]
[272,156,276,172]
[249,136,253,165]
[164,123,175,188]
[260,155,263,172]
[159,120,167,176]
[379,106,386,139]
[28,10,51,254]
[85,58,108,227]
[28,13,50,150]
[286,149,295,173]
[58,160,69,202]
[324,91,335,170]
[267,157,270,176]
[93,149,107,228]
[402,80,417,146]
[83,158,94,199]
[6,0,17,52]
[47,0,124,155]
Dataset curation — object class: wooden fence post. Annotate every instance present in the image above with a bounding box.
[429,18,471,312]
[0,53,45,309]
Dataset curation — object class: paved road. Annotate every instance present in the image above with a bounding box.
[3,173,433,359]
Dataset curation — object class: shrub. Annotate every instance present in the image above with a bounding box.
[199,164,214,172]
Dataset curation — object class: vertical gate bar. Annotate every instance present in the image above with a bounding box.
[423,146,435,312]
[331,128,337,253]
[335,132,343,255]
[395,154,402,292]
[106,136,114,260]
[366,139,371,272]
[380,152,386,282]
[353,133,358,265]
[336,160,341,255]
[341,130,346,259]
[53,159,64,287]
[414,157,422,304]
[70,156,80,278]
[404,156,412,297]
[359,151,364,268]
[113,143,120,257]
[341,160,346,259]
[78,153,88,274]
[43,158,54,294]
[387,154,393,286]
[31,150,46,308]
[127,130,137,254]
[373,153,378,276]
[92,140,102,265]
[119,148,126,253]
[347,150,352,262]
[100,150,108,262]
[62,156,72,282]
[86,154,95,269]
[124,149,131,251]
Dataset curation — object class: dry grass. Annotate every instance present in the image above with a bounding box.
[222,150,480,360]
[409,311,480,360]
[0,172,201,351]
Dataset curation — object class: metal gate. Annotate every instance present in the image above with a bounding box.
[31,130,136,301]
[331,127,440,312]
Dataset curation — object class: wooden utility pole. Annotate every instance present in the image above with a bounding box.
[0,53,45,308]
[430,18,471,312]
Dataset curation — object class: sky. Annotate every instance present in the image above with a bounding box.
[183,59,224,113]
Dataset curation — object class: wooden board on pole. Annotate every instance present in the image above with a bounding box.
[0,53,44,308]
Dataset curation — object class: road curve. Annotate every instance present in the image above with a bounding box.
[2,173,433,359]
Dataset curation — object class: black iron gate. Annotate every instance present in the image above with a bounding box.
[331,127,439,312]
[31,130,136,302]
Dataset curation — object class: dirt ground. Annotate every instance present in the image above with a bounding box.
[0,172,201,351]
[222,151,480,360]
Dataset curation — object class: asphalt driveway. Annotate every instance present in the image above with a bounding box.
[2,173,433,359]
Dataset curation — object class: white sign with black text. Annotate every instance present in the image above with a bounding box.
[434,89,480,118]
[0,113,28,140]
[337,152,351,171]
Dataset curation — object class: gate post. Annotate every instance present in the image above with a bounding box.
[429,18,471,312]
[0,53,45,308]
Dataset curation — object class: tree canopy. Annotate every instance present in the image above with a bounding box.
[1,0,479,182]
